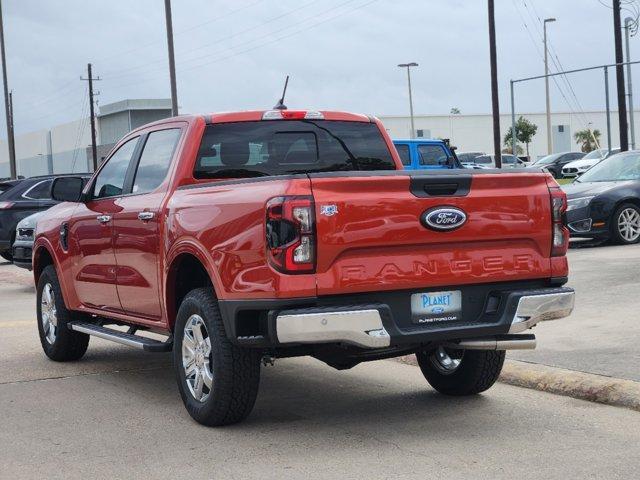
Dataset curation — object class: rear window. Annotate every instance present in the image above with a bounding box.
[395,144,411,166]
[194,120,395,178]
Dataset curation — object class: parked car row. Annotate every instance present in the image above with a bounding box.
[0,173,90,263]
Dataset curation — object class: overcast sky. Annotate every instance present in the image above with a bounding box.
[2,0,637,135]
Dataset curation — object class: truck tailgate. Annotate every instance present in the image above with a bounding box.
[310,171,553,296]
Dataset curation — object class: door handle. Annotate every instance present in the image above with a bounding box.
[96,215,111,224]
[137,211,155,221]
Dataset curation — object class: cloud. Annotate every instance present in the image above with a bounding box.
[1,0,625,136]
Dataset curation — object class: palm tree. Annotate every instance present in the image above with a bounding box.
[574,128,601,153]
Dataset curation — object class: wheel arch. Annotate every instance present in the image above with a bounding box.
[613,196,640,210]
[165,242,222,331]
[33,242,55,285]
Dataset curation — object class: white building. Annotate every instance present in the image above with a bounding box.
[0,99,171,178]
[377,110,640,160]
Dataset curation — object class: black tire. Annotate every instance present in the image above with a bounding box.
[37,265,90,361]
[0,250,12,262]
[416,347,505,396]
[173,287,260,426]
[610,203,640,245]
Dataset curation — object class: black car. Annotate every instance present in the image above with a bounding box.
[563,151,640,244]
[532,151,585,178]
[0,178,23,195]
[0,174,90,261]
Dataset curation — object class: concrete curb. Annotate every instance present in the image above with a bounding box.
[394,356,640,412]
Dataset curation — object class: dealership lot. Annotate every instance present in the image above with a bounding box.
[1,244,640,478]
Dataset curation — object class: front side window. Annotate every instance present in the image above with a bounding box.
[395,144,411,166]
[132,129,181,194]
[417,144,448,166]
[194,120,395,178]
[23,180,53,200]
[92,137,138,199]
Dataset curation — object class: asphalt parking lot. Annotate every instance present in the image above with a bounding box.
[1,246,640,479]
[511,242,640,381]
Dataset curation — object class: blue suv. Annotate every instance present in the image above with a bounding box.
[392,139,462,170]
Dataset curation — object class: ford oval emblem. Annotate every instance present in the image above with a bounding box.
[421,207,467,231]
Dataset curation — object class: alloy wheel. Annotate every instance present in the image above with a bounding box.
[40,283,58,344]
[617,207,640,243]
[182,314,213,402]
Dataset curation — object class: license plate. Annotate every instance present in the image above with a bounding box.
[411,290,462,324]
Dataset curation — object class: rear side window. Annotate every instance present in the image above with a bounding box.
[417,144,448,166]
[93,137,138,199]
[23,180,53,200]
[395,144,411,166]
[194,120,395,178]
[132,129,181,194]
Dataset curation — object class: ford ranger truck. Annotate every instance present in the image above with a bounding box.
[33,109,574,426]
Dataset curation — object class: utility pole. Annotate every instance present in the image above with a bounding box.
[613,0,629,151]
[625,17,636,150]
[397,62,418,139]
[487,0,501,167]
[0,0,16,179]
[543,18,556,155]
[164,0,178,116]
[81,63,100,171]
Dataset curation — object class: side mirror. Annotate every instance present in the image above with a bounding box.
[51,177,85,202]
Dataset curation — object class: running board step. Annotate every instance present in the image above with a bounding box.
[68,322,172,352]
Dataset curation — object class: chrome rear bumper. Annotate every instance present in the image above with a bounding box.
[508,291,575,333]
[275,289,575,350]
[276,309,391,349]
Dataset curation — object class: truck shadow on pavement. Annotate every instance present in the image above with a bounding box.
[83,354,492,429]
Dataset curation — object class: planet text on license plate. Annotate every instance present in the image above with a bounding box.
[410,290,462,324]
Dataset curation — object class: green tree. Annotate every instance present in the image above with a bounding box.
[450,107,461,114]
[503,116,538,159]
[574,128,601,153]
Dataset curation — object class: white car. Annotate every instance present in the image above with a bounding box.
[473,154,528,168]
[562,148,620,177]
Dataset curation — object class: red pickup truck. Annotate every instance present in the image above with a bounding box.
[33,109,574,426]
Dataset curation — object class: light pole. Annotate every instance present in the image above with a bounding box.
[625,17,636,150]
[164,0,178,116]
[0,0,16,178]
[543,17,556,155]
[398,62,418,139]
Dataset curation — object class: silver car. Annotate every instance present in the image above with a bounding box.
[12,211,44,270]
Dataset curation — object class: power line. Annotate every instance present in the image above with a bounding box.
[105,0,378,92]
[510,0,592,130]
[523,0,593,128]
[70,86,89,173]
[101,0,325,81]
[95,0,267,65]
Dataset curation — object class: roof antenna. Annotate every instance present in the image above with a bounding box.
[273,75,289,110]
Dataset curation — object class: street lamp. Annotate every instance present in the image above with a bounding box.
[398,62,418,139]
[544,17,556,155]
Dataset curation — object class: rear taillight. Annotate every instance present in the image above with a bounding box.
[0,201,14,209]
[266,196,316,273]
[549,185,569,257]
